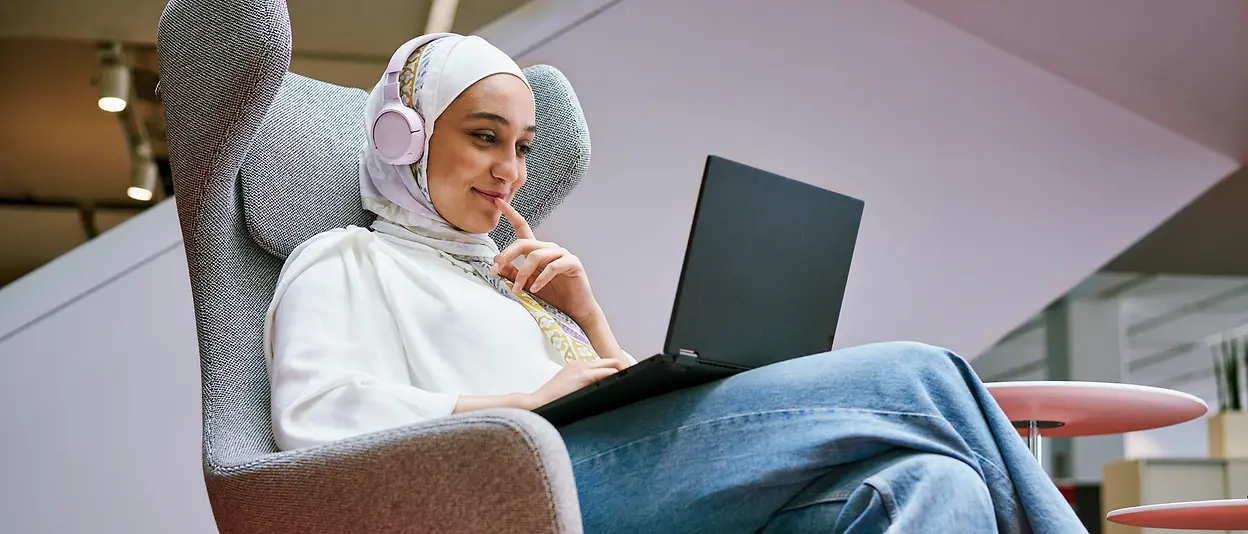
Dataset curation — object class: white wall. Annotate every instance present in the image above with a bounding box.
[1126,417,1212,459]
[971,324,1047,381]
[492,0,1237,359]
[0,200,215,533]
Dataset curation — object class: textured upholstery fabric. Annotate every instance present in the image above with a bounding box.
[156,0,585,531]
[209,409,581,533]
[238,74,375,257]
[239,66,591,258]
[490,64,592,248]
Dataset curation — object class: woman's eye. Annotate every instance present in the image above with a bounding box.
[474,133,496,143]
[518,144,532,156]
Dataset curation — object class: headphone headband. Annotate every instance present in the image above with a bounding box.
[369,33,458,166]
[381,33,457,101]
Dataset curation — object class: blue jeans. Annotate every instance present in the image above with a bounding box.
[557,342,1087,533]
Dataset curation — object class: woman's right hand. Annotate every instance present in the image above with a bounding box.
[525,359,630,409]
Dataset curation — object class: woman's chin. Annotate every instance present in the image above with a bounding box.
[456,214,500,235]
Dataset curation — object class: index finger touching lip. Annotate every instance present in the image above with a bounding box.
[495,197,535,240]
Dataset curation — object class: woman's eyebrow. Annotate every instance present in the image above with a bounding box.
[468,111,537,132]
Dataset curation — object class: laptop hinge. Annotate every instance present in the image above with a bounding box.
[675,349,698,368]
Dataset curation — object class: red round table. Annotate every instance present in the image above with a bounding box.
[983,381,1208,466]
[1107,499,1248,530]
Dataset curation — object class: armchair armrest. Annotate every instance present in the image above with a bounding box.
[208,409,582,533]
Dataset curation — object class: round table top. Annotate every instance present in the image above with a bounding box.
[983,381,1208,437]
[1107,499,1248,530]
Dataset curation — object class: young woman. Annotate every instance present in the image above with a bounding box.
[265,33,1086,533]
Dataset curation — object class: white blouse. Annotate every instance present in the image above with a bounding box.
[264,225,577,451]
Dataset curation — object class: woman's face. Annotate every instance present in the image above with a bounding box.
[425,73,536,234]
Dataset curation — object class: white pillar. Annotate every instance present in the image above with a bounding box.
[1045,296,1127,482]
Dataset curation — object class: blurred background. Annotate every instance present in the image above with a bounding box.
[0,0,530,286]
[2,0,1247,533]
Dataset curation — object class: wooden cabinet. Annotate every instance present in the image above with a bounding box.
[1209,412,1248,459]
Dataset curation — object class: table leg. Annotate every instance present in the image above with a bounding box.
[1012,420,1062,468]
[1027,420,1042,469]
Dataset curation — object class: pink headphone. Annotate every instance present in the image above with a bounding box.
[368,33,456,165]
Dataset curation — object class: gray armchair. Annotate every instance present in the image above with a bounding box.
[155,1,589,532]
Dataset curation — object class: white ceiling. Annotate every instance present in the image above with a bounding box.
[904,0,1248,160]
[902,0,1248,278]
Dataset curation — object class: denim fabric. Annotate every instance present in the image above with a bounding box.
[557,342,1087,533]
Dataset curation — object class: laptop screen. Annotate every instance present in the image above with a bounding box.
[663,155,864,367]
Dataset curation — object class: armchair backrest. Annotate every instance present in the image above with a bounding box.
[156,0,591,468]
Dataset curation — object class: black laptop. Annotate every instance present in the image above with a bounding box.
[533,155,865,427]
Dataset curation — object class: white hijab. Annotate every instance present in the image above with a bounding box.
[355,34,600,360]
[358,33,531,260]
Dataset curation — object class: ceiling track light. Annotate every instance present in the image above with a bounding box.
[98,42,130,113]
[128,142,159,202]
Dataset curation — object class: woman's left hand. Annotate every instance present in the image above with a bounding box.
[490,198,602,323]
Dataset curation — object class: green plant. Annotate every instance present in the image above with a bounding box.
[1215,342,1227,411]
[1214,336,1245,412]
[1229,337,1242,412]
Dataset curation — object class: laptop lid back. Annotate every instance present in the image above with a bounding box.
[663,155,864,368]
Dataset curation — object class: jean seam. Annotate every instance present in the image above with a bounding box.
[865,477,900,525]
[775,452,1004,515]
[971,449,1008,480]
[775,491,856,514]
[571,407,947,467]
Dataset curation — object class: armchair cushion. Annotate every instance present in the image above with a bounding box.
[238,69,591,259]
[238,74,374,258]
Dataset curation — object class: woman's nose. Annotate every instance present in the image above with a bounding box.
[493,154,521,183]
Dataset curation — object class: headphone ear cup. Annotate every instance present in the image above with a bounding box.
[371,104,426,165]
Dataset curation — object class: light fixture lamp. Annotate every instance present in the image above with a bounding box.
[98,42,130,112]
[128,143,159,201]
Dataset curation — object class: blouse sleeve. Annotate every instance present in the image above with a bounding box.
[264,231,459,451]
